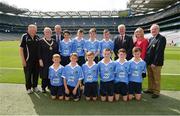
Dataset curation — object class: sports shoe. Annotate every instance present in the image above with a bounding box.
[74,98,80,102]
[27,89,33,94]
[33,87,40,92]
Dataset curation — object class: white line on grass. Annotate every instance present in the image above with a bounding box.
[0,67,180,75]
[0,67,22,70]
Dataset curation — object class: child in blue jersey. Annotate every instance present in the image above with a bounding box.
[62,53,84,101]
[114,49,130,101]
[82,52,99,101]
[48,54,64,100]
[98,48,115,102]
[99,29,114,60]
[59,30,73,66]
[129,47,146,101]
[72,29,86,66]
[84,28,100,63]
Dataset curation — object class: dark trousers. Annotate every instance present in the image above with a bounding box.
[23,65,39,90]
[41,78,51,90]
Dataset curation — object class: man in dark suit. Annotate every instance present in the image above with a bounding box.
[144,24,166,98]
[113,24,134,60]
[51,25,64,46]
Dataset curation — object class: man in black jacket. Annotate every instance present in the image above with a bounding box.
[144,24,166,98]
[19,24,40,94]
[113,24,134,60]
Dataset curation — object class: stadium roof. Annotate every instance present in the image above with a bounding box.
[128,0,180,15]
[19,10,124,18]
[0,0,179,17]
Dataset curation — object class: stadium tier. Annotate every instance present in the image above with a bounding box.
[0,1,179,35]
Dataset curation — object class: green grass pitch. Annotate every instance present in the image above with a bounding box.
[0,41,180,90]
[0,41,180,115]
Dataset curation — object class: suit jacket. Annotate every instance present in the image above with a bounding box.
[51,34,64,43]
[113,34,134,60]
[145,33,166,66]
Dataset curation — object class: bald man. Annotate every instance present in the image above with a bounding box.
[144,24,166,98]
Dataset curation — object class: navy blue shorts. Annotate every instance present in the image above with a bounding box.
[100,81,114,96]
[114,82,128,96]
[50,85,64,96]
[65,85,80,99]
[128,81,142,94]
[78,56,86,66]
[84,82,98,97]
[61,55,70,66]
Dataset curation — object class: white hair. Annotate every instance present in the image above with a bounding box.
[150,24,160,31]
[118,24,126,30]
[43,27,52,33]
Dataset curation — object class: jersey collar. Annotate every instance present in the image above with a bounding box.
[50,64,63,72]
[116,59,127,65]
[131,57,143,64]
[85,61,96,68]
[101,59,112,65]
[68,63,79,69]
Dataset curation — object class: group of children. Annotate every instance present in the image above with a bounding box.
[59,28,114,66]
[48,46,146,102]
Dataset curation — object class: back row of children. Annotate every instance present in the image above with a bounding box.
[49,47,146,102]
[59,28,114,66]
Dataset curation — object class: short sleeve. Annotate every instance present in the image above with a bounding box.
[62,67,66,79]
[78,67,84,80]
[20,34,26,48]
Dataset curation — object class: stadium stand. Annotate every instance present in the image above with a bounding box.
[0,0,179,45]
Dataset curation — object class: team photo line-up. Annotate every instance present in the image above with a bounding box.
[19,23,166,102]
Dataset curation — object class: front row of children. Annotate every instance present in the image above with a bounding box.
[48,47,146,102]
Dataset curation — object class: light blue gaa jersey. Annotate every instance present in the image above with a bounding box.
[98,59,115,82]
[48,65,64,86]
[59,39,73,56]
[114,60,130,84]
[99,39,114,57]
[84,39,100,54]
[82,62,98,83]
[72,38,86,56]
[129,58,146,83]
[62,63,84,87]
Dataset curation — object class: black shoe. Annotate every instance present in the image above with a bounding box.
[151,94,159,98]
[42,89,46,93]
[143,90,153,94]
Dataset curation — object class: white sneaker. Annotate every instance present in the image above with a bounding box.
[27,89,33,94]
[73,98,80,102]
[33,87,40,92]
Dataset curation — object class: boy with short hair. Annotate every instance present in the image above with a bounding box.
[62,53,84,101]
[99,29,114,60]
[59,30,73,66]
[84,28,100,63]
[72,29,86,66]
[129,47,146,101]
[98,48,115,102]
[114,48,130,101]
[82,52,99,101]
[49,54,64,100]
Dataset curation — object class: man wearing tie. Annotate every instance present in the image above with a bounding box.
[144,24,166,98]
[51,25,64,46]
[113,24,134,60]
